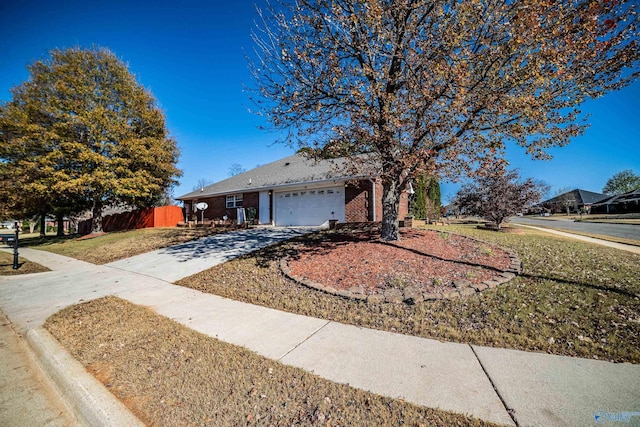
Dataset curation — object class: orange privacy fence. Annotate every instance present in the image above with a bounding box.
[79,206,184,234]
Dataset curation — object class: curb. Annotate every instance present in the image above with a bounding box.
[25,327,145,427]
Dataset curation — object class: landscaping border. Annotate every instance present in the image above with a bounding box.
[280,230,522,305]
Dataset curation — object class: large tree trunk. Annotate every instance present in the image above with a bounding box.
[381,180,401,241]
[91,199,103,233]
[39,214,46,237]
[56,213,65,236]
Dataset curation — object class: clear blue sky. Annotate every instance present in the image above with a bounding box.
[1,0,638,202]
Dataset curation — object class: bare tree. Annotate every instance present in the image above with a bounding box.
[228,163,247,177]
[250,0,639,240]
[192,178,213,192]
[553,187,578,215]
[455,167,548,229]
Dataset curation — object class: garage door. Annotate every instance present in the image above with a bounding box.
[274,186,345,226]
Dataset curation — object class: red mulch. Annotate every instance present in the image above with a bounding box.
[288,229,511,295]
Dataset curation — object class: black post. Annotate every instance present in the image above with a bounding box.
[12,221,19,270]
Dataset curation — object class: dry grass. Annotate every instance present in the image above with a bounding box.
[0,250,50,275]
[20,227,232,264]
[45,297,496,427]
[176,225,640,363]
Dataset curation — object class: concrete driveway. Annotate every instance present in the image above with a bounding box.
[105,226,315,282]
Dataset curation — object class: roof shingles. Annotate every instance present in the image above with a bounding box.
[177,154,362,200]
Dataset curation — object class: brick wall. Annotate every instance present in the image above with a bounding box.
[189,192,260,221]
[345,181,373,222]
[344,179,409,223]
[374,180,383,221]
[399,190,409,219]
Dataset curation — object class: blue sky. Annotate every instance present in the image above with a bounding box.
[1,0,638,202]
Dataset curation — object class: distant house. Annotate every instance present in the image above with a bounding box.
[176,153,410,226]
[591,189,640,214]
[541,189,608,214]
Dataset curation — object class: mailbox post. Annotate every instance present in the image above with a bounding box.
[12,221,19,270]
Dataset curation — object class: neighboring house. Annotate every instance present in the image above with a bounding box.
[0,221,17,229]
[541,189,608,214]
[591,188,640,214]
[176,153,410,227]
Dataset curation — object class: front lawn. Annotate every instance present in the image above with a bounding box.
[0,250,50,275]
[176,225,640,363]
[45,297,496,427]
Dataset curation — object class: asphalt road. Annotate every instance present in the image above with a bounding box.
[0,311,76,426]
[511,217,640,241]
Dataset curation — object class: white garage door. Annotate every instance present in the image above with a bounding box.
[274,186,345,226]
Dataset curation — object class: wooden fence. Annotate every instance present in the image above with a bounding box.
[78,206,184,234]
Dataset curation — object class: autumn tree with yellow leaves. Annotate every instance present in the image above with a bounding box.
[250,0,639,240]
[0,47,181,233]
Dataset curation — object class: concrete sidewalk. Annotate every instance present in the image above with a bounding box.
[1,239,639,426]
[515,223,640,255]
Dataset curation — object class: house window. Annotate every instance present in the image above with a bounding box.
[226,194,243,208]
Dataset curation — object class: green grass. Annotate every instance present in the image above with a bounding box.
[20,227,230,264]
[45,297,496,427]
[176,225,640,363]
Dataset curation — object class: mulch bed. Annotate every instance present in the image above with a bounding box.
[288,229,511,295]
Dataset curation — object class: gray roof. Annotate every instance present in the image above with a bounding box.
[177,153,373,200]
[592,188,640,206]
[574,189,608,204]
[543,189,608,205]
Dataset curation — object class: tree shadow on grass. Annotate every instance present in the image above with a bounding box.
[18,234,78,248]
[520,272,640,299]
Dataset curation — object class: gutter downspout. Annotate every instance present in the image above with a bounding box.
[369,178,376,222]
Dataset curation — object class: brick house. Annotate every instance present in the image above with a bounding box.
[176,153,409,226]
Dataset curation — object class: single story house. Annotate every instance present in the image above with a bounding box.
[176,153,409,227]
[590,188,640,214]
[541,189,608,214]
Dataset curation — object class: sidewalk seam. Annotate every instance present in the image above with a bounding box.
[469,344,519,427]
[103,264,175,284]
[278,320,331,361]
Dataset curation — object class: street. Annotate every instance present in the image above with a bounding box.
[511,217,640,241]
